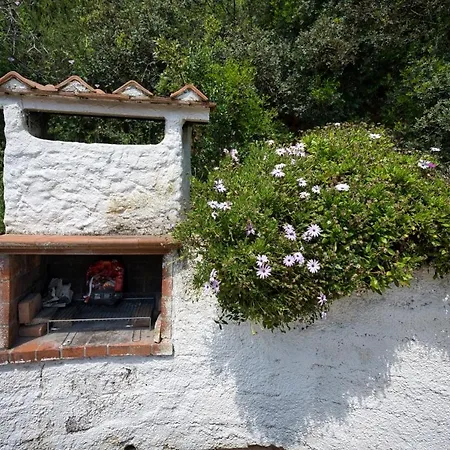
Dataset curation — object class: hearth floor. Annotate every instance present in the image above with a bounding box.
[6,327,160,362]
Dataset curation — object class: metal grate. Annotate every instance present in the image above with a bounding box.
[47,298,155,331]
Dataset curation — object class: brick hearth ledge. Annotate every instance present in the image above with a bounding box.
[0,234,180,255]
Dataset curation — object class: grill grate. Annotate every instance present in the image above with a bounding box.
[46,298,155,331]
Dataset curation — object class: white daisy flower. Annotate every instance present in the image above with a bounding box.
[283,224,297,241]
[302,232,312,242]
[271,168,285,178]
[307,259,321,273]
[207,200,219,209]
[210,279,220,293]
[275,163,286,169]
[256,265,272,279]
[217,202,232,210]
[283,224,295,234]
[317,293,327,306]
[256,254,269,267]
[297,178,307,187]
[229,149,239,163]
[275,147,286,156]
[430,147,441,152]
[335,183,350,191]
[369,133,381,139]
[299,191,310,199]
[293,252,305,265]
[307,224,322,238]
[214,179,227,193]
[312,185,321,193]
[285,231,297,241]
[283,255,296,267]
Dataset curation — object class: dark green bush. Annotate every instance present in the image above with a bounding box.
[175,124,450,329]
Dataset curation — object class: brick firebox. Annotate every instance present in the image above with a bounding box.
[0,235,178,362]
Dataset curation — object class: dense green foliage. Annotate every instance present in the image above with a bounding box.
[2,1,450,161]
[1,1,450,326]
[175,125,450,329]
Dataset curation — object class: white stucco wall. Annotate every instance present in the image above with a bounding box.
[0,267,448,450]
[2,103,192,235]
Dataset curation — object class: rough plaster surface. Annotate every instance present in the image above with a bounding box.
[0,267,448,450]
[2,103,191,235]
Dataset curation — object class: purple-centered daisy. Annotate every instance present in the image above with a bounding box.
[275,147,286,156]
[245,221,256,236]
[256,264,272,279]
[256,254,269,267]
[271,168,285,178]
[321,311,327,320]
[230,149,239,163]
[283,224,297,241]
[210,279,220,294]
[208,200,219,209]
[297,178,307,187]
[293,252,305,265]
[307,259,321,273]
[214,179,227,193]
[335,183,350,191]
[285,231,296,240]
[307,224,322,238]
[283,224,295,234]
[283,255,296,267]
[217,201,232,210]
[418,159,437,169]
[312,185,321,194]
[302,232,312,242]
[317,293,327,306]
[210,269,218,281]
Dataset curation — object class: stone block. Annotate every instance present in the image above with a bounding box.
[18,293,42,324]
[19,323,47,337]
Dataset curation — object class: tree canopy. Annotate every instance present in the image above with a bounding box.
[1,0,450,166]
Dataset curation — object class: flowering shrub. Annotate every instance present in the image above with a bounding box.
[175,124,450,329]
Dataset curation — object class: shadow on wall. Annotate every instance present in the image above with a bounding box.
[206,269,450,447]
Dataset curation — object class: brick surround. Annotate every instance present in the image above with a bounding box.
[0,251,174,362]
[0,254,43,349]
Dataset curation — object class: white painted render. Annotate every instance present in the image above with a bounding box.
[0,267,448,450]
[2,103,197,235]
[0,92,448,450]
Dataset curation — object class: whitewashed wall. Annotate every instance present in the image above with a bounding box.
[0,267,448,450]
[2,103,190,235]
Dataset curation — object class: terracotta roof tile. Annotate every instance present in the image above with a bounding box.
[113,80,153,98]
[170,84,209,102]
[0,71,56,92]
[55,75,96,93]
[0,71,215,109]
